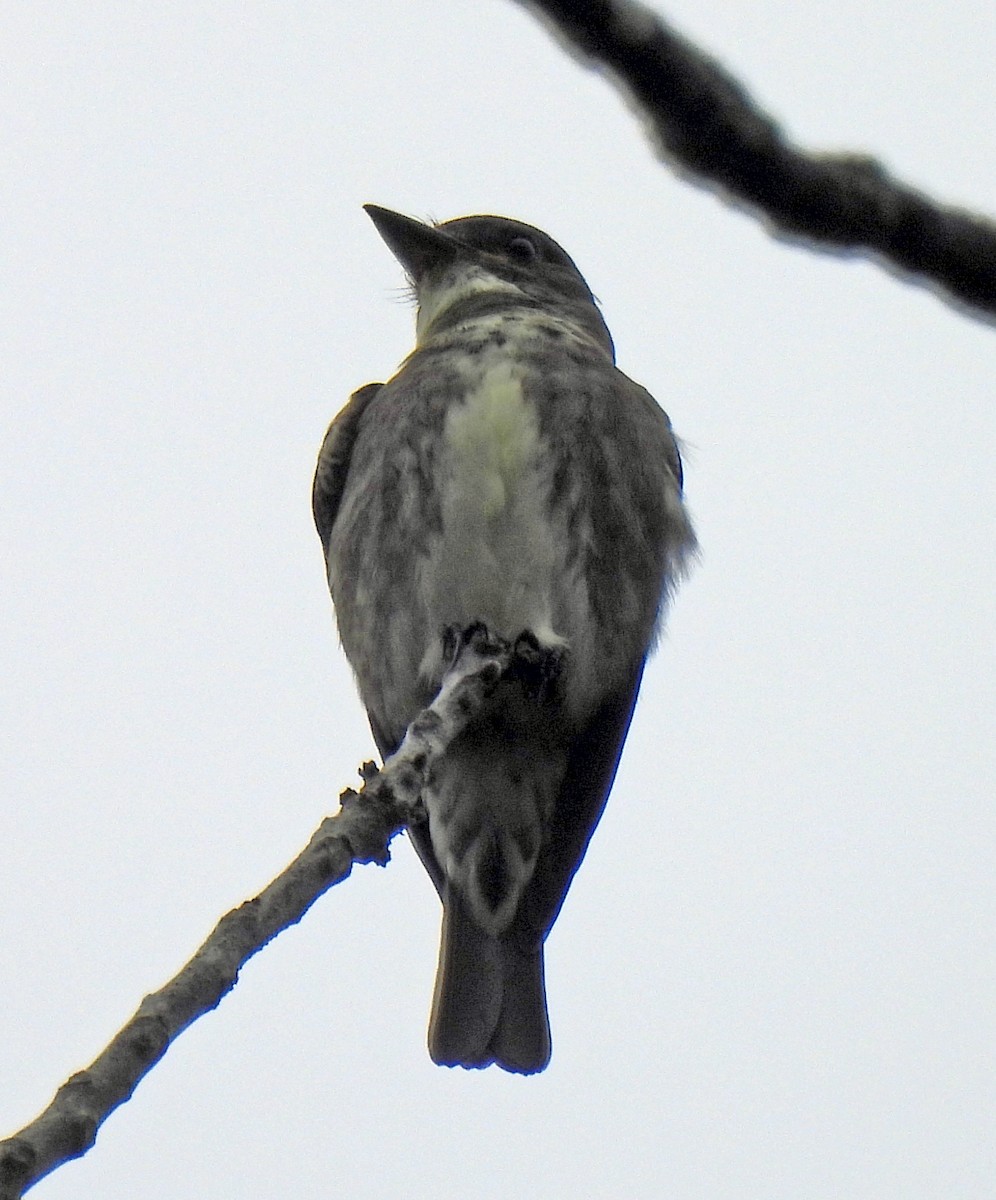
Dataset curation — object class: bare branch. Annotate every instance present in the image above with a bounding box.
[520,0,996,322]
[0,632,511,1199]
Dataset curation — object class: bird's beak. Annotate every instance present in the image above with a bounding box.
[364,205,459,283]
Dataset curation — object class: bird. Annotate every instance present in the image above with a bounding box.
[312,205,695,1073]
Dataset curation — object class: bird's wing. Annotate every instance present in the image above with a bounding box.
[407,805,447,898]
[631,380,684,492]
[315,390,444,896]
[512,657,647,951]
[311,382,384,552]
[368,694,447,898]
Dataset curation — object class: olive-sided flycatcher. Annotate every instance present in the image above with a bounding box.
[313,205,695,1073]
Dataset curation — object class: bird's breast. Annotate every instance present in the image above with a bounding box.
[444,358,537,520]
[417,354,574,680]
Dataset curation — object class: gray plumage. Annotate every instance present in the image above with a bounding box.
[313,206,695,1073]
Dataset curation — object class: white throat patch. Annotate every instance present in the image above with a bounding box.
[415,264,525,344]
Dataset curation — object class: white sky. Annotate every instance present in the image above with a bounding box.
[2,2,994,1197]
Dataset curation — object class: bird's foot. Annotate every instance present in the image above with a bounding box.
[510,630,566,702]
[441,621,509,669]
[439,624,564,700]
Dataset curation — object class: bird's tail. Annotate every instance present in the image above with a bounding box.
[428,887,550,1074]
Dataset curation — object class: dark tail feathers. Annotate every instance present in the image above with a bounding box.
[428,888,550,1074]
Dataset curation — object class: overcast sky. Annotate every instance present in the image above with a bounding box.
[3,2,994,1197]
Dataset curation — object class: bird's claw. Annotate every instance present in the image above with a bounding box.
[441,621,508,668]
[510,630,566,702]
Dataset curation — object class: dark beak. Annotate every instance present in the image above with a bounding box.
[363,205,459,282]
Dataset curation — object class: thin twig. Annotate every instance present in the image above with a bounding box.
[0,632,511,1198]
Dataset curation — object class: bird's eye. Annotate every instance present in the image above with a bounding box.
[507,236,538,262]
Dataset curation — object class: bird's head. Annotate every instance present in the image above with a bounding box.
[363,204,614,359]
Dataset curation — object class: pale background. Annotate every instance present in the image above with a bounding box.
[2,2,994,1197]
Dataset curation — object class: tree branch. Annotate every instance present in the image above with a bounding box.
[520,0,996,322]
[0,631,511,1199]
